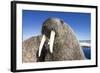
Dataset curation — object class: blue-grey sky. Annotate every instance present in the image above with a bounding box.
[22,10,91,41]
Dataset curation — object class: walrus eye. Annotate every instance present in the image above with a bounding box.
[60,20,64,24]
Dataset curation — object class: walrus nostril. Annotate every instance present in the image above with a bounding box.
[51,28,55,31]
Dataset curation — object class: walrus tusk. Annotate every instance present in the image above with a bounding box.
[49,30,55,53]
[38,31,55,57]
[38,35,46,57]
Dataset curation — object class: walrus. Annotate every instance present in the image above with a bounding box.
[22,17,85,63]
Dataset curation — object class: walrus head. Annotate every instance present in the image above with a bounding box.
[38,17,85,61]
[38,17,66,57]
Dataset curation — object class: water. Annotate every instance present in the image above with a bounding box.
[82,47,91,59]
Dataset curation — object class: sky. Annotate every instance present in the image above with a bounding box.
[22,10,91,41]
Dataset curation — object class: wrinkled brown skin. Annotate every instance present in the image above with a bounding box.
[22,36,48,63]
[22,36,42,63]
[22,17,85,63]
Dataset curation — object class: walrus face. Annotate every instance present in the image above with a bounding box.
[38,18,65,57]
[42,18,64,37]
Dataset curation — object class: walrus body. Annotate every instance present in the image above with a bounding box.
[22,36,42,62]
[22,17,85,63]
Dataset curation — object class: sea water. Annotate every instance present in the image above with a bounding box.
[82,47,91,59]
